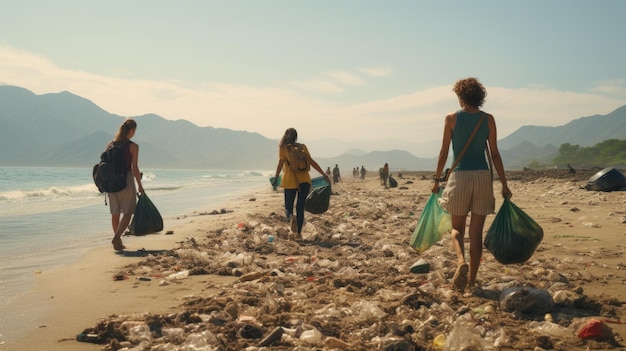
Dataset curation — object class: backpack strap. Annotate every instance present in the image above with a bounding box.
[283,143,301,185]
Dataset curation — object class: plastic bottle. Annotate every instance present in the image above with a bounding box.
[167,270,189,280]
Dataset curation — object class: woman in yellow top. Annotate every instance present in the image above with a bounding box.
[272,128,330,236]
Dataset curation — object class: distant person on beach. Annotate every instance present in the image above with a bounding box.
[106,118,144,251]
[360,166,366,179]
[432,77,511,293]
[332,164,341,184]
[326,167,331,177]
[272,128,330,237]
[382,163,390,188]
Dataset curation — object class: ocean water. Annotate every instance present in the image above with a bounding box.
[0,167,269,310]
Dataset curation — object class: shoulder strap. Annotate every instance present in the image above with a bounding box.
[486,141,494,179]
[446,112,486,181]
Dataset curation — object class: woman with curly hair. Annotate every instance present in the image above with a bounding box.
[432,78,512,292]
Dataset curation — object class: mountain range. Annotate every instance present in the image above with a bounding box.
[1,85,624,171]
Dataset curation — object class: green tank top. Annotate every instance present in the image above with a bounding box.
[451,110,489,171]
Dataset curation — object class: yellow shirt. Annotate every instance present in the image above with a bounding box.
[279,144,312,189]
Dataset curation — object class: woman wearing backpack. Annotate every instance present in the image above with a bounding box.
[108,118,144,250]
[272,128,330,238]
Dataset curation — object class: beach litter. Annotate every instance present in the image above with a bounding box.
[76,171,625,350]
[585,167,626,192]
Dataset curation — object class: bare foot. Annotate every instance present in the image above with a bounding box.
[452,263,468,292]
[290,216,298,233]
[112,238,125,251]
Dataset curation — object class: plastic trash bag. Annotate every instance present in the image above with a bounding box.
[577,319,612,340]
[484,198,543,264]
[129,193,163,235]
[499,286,554,314]
[311,176,329,189]
[389,176,398,188]
[410,190,451,253]
[585,167,626,192]
[305,185,331,214]
[270,175,282,191]
[444,323,491,351]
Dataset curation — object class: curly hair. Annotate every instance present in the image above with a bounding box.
[453,77,486,108]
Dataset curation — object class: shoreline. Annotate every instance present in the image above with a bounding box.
[1,185,274,351]
[0,170,270,319]
[3,170,626,350]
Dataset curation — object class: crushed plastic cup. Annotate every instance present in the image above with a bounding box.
[409,258,430,273]
[299,328,323,345]
[433,334,446,349]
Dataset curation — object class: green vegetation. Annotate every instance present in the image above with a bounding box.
[550,139,626,169]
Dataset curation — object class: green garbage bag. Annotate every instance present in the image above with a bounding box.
[305,185,331,214]
[410,190,451,253]
[270,175,282,191]
[129,193,163,235]
[484,198,543,264]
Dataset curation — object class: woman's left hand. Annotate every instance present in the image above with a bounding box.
[502,186,512,199]
[431,181,439,194]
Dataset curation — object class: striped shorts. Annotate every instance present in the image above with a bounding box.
[438,170,495,216]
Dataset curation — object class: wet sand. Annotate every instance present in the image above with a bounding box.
[3,169,626,351]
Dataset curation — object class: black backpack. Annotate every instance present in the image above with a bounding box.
[93,141,129,193]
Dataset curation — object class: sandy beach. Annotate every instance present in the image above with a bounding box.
[3,169,626,351]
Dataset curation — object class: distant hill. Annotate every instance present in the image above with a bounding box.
[499,106,626,150]
[0,85,438,171]
[1,85,624,171]
[496,105,626,168]
[498,141,559,169]
[0,86,277,170]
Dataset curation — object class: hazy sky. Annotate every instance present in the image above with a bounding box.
[1,1,625,156]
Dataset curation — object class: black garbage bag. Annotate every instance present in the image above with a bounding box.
[129,193,163,235]
[585,167,626,192]
[389,176,398,188]
[484,198,543,264]
[305,185,331,214]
